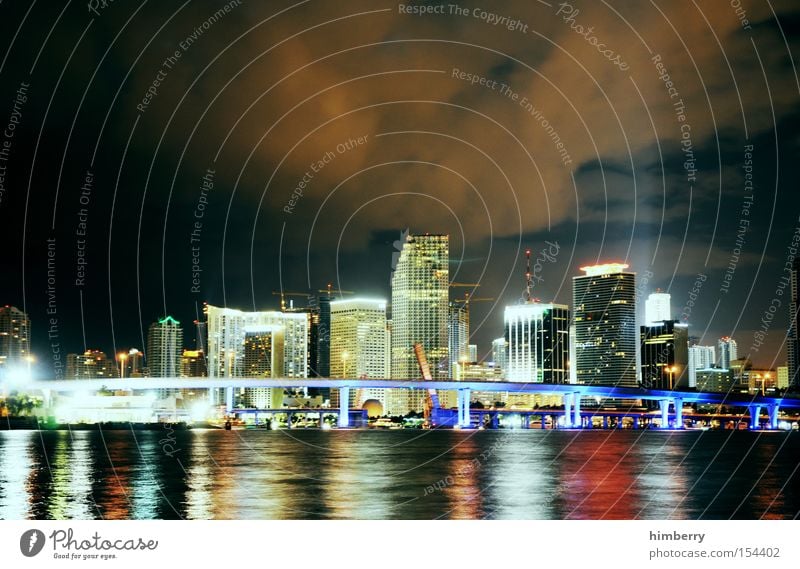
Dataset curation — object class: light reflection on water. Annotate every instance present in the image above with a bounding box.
[0,429,796,520]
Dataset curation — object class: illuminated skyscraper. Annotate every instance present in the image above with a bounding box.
[788,258,800,388]
[180,349,207,377]
[317,294,331,378]
[390,234,449,414]
[330,298,388,410]
[573,263,638,387]
[146,316,183,377]
[0,305,30,376]
[66,350,117,379]
[718,336,738,370]
[640,320,689,390]
[241,327,284,408]
[448,301,469,375]
[206,305,308,379]
[491,337,508,375]
[645,291,671,324]
[688,344,715,388]
[504,302,570,383]
[119,348,145,378]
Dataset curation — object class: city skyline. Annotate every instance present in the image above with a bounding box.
[1,2,799,385]
[0,0,799,529]
[2,253,794,391]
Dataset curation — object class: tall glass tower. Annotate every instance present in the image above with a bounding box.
[788,257,799,388]
[146,316,183,377]
[330,298,388,411]
[390,234,449,414]
[718,336,738,370]
[504,302,570,383]
[0,305,30,377]
[573,263,638,387]
[448,301,469,377]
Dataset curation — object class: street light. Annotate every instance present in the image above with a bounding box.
[118,352,127,378]
[667,366,678,390]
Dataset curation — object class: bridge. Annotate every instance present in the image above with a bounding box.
[6,377,800,430]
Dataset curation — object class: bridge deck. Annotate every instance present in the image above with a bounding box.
[10,377,800,408]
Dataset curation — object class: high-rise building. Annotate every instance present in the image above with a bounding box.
[317,295,331,378]
[66,350,117,380]
[206,305,308,379]
[573,263,638,387]
[448,301,469,375]
[491,337,508,375]
[468,344,478,363]
[390,234,449,414]
[0,305,30,376]
[688,344,715,388]
[777,366,789,389]
[696,368,736,393]
[788,258,800,389]
[194,318,208,352]
[504,302,570,383]
[282,301,321,398]
[330,298,388,410]
[119,348,146,378]
[640,320,689,390]
[146,316,183,377]
[180,349,207,377]
[645,291,671,324]
[241,327,284,408]
[718,336,738,370]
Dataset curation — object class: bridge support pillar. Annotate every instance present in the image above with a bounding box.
[541,414,546,429]
[603,415,608,430]
[457,389,471,428]
[659,399,669,428]
[633,416,640,430]
[225,386,234,414]
[749,405,761,430]
[562,393,573,428]
[41,389,52,410]
[338,386,350,428]
[572,392,582,428]
[768,404,779,430]
[674,398,683,429]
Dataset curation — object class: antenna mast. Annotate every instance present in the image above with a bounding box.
[524,248,532,303]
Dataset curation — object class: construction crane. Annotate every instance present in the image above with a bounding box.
[449,282,480,288]
[271,290,310,311]
[319,283,354,297]
[414,343,440,429]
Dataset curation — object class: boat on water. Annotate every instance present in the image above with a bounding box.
[370,417,405,429]
[208,418,247,430]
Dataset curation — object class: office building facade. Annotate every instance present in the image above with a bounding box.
[146,316,183,377]
[573,264,638,387]
[717,337,738,370]
[645,292,671,324]
[640,320,689,390]
[330,298,388,410]
[504,302,570,383]
[390,234,449,414]
[0,305,30,376]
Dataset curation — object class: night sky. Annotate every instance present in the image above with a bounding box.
[1,0,799,374]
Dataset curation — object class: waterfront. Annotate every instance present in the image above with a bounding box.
[0,430,797,520]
